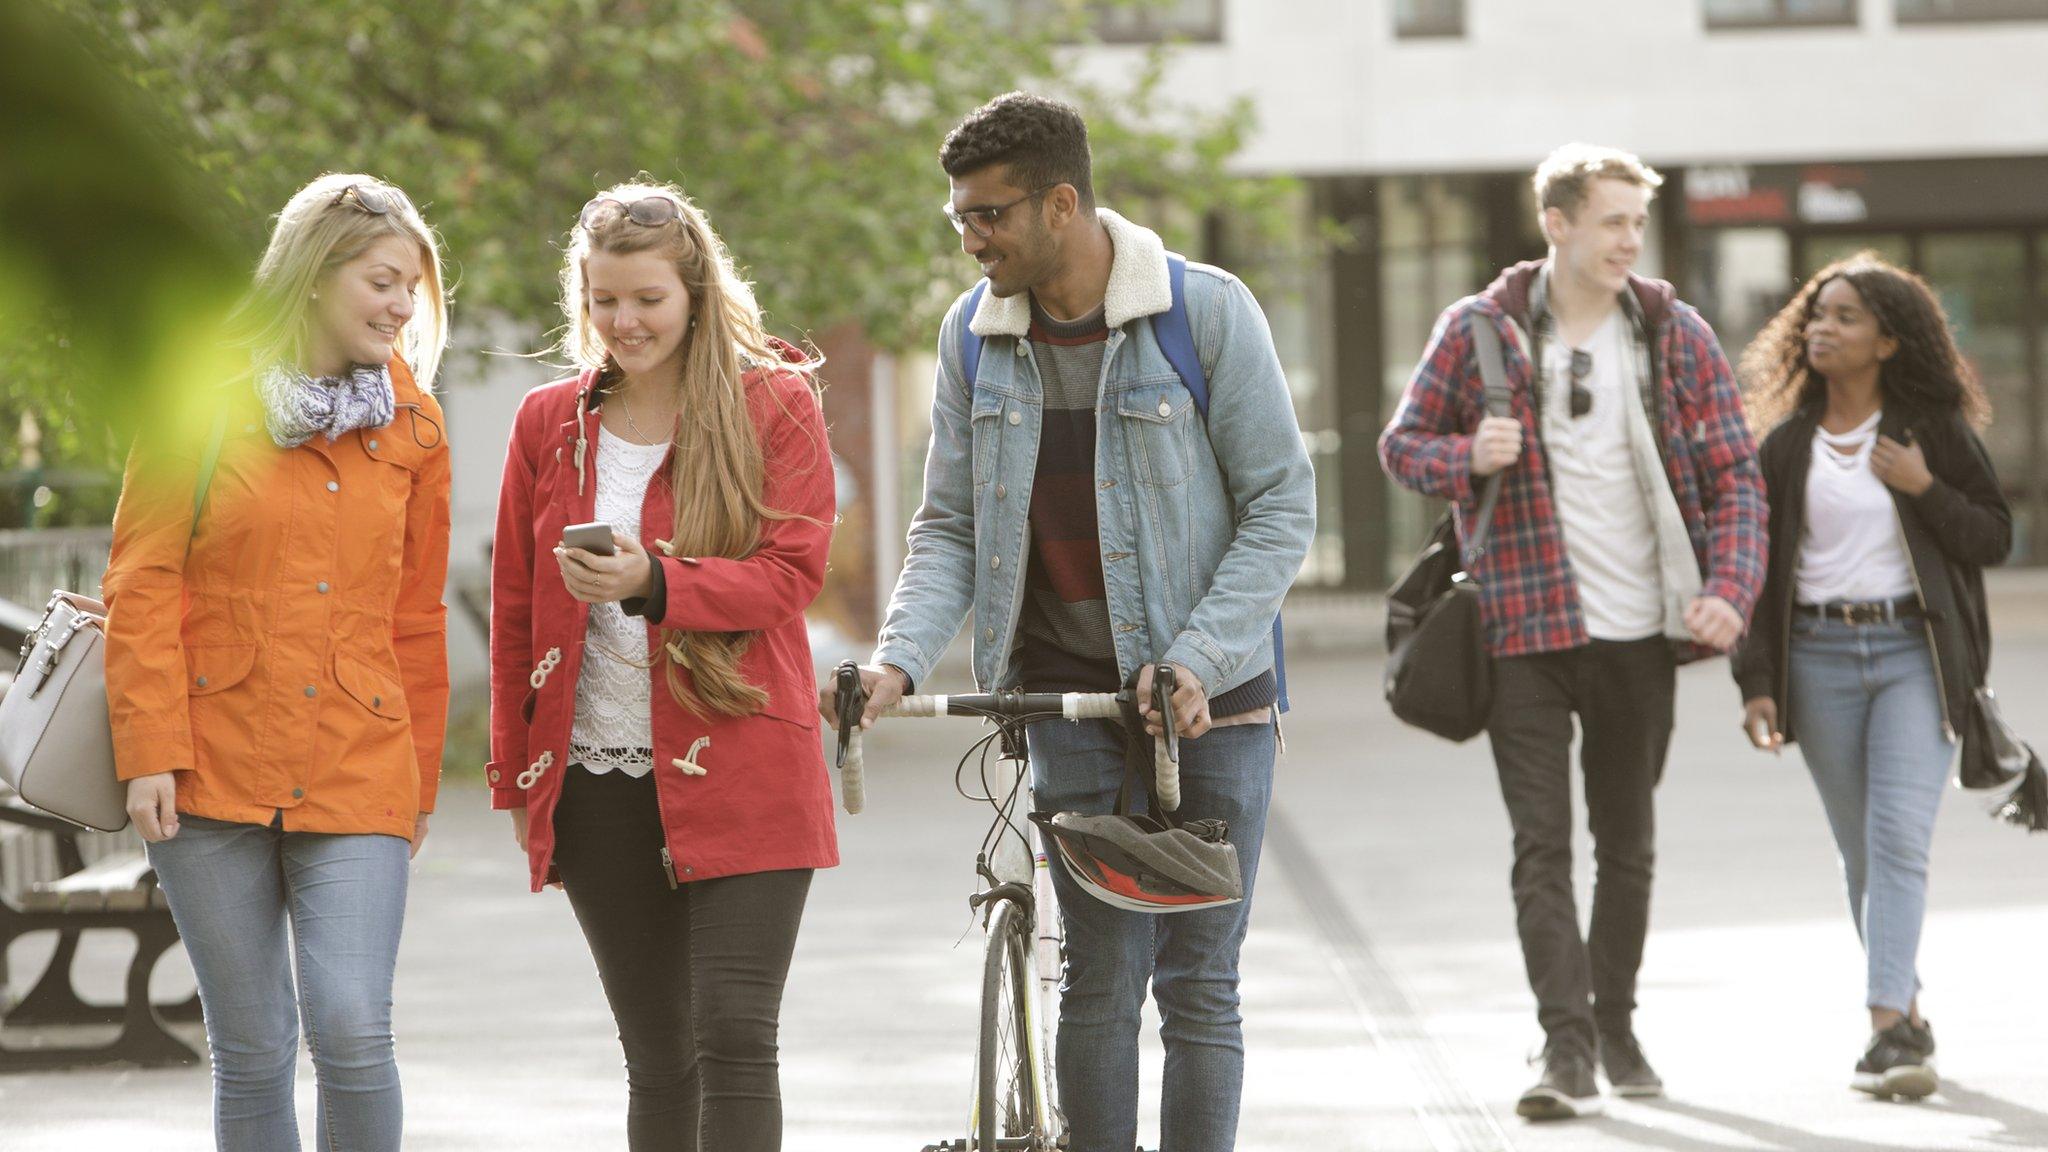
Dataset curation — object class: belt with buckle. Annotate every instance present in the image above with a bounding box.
[1795,596,1924,625]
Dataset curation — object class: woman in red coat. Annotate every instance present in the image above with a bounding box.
[488,181,835,1151]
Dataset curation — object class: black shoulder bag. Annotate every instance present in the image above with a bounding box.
[1383,317,1513,743]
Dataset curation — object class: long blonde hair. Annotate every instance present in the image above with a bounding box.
[233,173,449,388]
[560,180,822,718]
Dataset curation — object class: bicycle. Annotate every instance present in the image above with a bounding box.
[831,660,1186,1152]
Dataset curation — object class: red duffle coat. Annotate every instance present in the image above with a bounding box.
[488,345,836,891]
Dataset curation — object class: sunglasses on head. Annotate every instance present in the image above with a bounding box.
[333,184,396,216]
[1568,349,1593,418]
[580,195,683,230]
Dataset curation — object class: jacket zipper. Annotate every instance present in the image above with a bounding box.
[659,846,679,889]
[1891,499,1955,740]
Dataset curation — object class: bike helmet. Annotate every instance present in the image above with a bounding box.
[1030,812,1242,914]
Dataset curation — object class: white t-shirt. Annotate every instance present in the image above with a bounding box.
[570,424,672,777]
[1795,412,1917,605]
[1541,311,1665,641]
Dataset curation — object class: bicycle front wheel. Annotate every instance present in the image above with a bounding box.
[973,897,1050,1150]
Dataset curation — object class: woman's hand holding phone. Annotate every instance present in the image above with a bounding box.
[555,529,654,604]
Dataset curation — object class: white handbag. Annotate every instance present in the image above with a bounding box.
[0,412,226,831]
[0,593,126,830]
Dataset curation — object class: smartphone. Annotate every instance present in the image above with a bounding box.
[561,521,617,556]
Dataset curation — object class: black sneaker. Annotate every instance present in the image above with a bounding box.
[1852,1018,1938,1100]
[1597,1027,1665,1098]
[1517,1042,1605,1120]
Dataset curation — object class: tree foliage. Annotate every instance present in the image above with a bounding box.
[50,0,1269,351]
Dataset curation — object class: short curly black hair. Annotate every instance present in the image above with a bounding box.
[940,91,1095,209]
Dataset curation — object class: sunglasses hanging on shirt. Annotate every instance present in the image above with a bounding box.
[1567,349,1593,418]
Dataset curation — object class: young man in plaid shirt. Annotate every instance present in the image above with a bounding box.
[1380,143,1766,1120]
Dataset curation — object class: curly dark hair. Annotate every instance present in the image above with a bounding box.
[939,91,1094,209]
[1739,251,1991,433]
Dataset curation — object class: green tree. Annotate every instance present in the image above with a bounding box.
[0,1,245,528]
[47,0,1273,354]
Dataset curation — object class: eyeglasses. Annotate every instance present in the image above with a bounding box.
[942,184,1058,239]
[1568,349,1593,418]
[333,184,396,216]
[580,195,683,230]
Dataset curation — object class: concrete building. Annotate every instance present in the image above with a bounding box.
[1061,0,2048,587]
[441,0,2048,683]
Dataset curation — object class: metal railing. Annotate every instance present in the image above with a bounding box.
[0,528,112,609]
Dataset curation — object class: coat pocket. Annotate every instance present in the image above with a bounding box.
[185,643,259,696]
[970,387,1011,487]
[1115,381,1195,487]
[333,652,408,720]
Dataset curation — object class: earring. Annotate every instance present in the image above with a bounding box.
[310,292,320,300]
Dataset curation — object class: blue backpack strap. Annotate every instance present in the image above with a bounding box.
[1151,254,1288,712]
[958,280,990,391]
[1151,255,1208,414]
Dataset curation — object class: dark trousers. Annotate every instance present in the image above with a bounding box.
[550,767,813,1152]
[1486,637,1675,1055]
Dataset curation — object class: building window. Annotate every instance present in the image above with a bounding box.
[1703,0,1857,27]
[1897,0,2048,21]
[1395,0,1464,38]
[1090,0,1223,43]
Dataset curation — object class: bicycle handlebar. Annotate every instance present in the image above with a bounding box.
[830,661,1182,815]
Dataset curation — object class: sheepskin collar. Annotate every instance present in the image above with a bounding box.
[967,208,1171,339]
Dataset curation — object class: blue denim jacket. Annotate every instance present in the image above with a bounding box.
[873,210,1316,698]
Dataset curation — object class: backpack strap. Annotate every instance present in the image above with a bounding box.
[192,406,227,523]
[1464,315,1514,564]
[958,280,990,391]
[1152,255,1208,414]
[182,404,229,560]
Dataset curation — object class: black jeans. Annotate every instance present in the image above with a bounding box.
[550,767,813,1152]
[1486,637,1675,1055]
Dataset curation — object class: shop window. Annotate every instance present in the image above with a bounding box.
[1089,0,1223,42]
[1924,234,2033,554]
[1799,233,1911,277]
[1689,228,1794,362]
[1207,191,1346,586]
[1396,0,1464,38]
[1703,0,1858,27]
[1897,0,2048,21]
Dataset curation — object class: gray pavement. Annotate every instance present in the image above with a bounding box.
[5,580,2048,1150]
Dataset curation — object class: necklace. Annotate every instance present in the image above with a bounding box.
[617,385,668,446]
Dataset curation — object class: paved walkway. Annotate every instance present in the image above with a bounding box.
[5,582,2047,1149]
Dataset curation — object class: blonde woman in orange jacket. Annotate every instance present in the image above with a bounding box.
[101,173,450,1152]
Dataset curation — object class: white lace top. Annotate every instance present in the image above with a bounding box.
[570,424,671,777]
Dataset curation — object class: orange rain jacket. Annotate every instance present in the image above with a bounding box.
[102,357,451,840]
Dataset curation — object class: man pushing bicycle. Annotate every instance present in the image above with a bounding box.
[828,92,1315,1152]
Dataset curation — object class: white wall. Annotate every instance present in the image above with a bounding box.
[1072,1,2048,174]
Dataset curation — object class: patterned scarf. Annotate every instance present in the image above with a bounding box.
[257,362,396,448]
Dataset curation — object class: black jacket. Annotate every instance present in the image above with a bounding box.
[1731,401,2011,744]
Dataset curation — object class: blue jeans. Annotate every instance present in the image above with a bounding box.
[147,815,410,1152]
[1788,615,1956,1014]
[1027,717,1274,1152]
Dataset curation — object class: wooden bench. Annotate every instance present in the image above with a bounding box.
[0,793,202,1070]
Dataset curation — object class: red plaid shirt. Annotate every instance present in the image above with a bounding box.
[1378,262,1767,662]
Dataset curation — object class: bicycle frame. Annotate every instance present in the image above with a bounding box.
[963,747,1062,1148]
[833,662,1181,1152]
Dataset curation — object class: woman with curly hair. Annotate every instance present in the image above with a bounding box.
[1731,253,2010,1099]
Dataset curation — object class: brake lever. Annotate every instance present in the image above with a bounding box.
[832,659,866,771]
[1151,662,1178,766]
[832,660,869,815]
